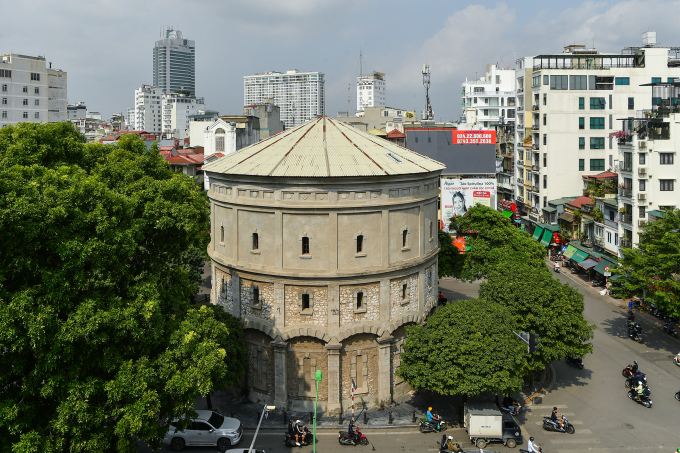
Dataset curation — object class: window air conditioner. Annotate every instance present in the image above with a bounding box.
[638,167,646,175]
[638,193,646,201]
[638,141,646,149]
[638,219,647,227]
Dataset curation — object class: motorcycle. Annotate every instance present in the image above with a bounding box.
[663,323,678,338]
[285,430,313,447]
[674,353,680,366]
[624,374,649,390]
[622,363,640,378]
[438,435,464,453]
[627,388,653,408]
[419,414,447,433]
[542,415,575,434]
[628,326,643,343]
[338,427,369,446]
[565,356,584,369]
[499,399,522,416]
[553,266,561,273]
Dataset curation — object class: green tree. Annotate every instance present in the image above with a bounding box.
[437,229,459,278]
[444,205,545,281]
[479,253,595,371]
[0,123,246,453]
[396,299,527,396]
[618,208,680,317]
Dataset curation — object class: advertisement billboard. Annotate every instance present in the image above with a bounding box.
[451,130,496,145]
[441,179,497,232]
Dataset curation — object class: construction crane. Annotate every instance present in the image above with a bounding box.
[422,64,433,120]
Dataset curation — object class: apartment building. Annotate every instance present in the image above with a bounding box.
[0,54,67,127]
[153,27,195,96]
[244,70,324,128]
[514,57,534,211]
[134,85,163,133]
[357,71,385,112]
[461,63,516,130]
[617,81,680,252]
[161,91,205,139]
[516,33,680,221]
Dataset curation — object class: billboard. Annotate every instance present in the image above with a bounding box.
[451,130,496,145]
[441,179,497,232]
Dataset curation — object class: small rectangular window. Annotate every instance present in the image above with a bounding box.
[30,73,40,81]
[1,111,6,119]
[22,99,28,106]
[1,84,6,92]
[579,97,584,109]
[579,117,584,129]
[660,153,674,165]
[639,179,646,191]
[252,232,259,250]
[34,99,39,106]
[543,115,546,126]
[356,292,364,309]
[639,153,646,164]
[302,236,310,255]
[220,226,224,243]
[356,234,364,253]
[590,117,605,129]
[402,230,408,248]
[639,206,646,218]
[543,75,549,85]
[34,112,39,119]
[253,287,260,306]
[402,284,407,300]
[23,112,28,119]
[429,221,433,240]
[652,77,661,83]
[22,86,28,93]
[543,135,546,145]
[302,294,310,310]
[615,77,630,85]
[34,87,39,94]
[579,159,584,171]
[628,97,634,109]
[579,137,585,149]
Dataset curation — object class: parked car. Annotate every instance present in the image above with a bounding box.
[163,410,242,452]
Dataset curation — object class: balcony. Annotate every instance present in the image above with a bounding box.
[532,144,539,150]
[532,165,540,172]
[620,214,633,225]
[580,203,594,214]
[517,160,524,166]
[620,189,632,198]
[620,238,632,248]
[532,125,539,130]
[532,105,539,111]
[517,178,524,184]
[593,236,605,247]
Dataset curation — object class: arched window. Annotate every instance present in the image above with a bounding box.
[215,127,225,152]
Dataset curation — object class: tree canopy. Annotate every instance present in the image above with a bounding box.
[0,123,246,453]
[617,208,680,317]
[396,299,527,396]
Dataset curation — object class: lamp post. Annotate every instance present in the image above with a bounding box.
[248,404,276,453]
[313,370,323,453]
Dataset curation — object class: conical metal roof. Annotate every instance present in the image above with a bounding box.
[202,116,446,177]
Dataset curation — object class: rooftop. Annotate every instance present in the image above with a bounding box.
[584,171,618,179]
[202,116,446,178]
[566,196,594,209]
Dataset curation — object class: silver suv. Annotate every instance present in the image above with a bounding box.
[163,410,242,452]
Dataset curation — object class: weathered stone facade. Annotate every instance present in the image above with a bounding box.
[284,286,328,327]
[240,279,275,323]
[339,283,380,327]
[245,330,275,397]
[425,263,437,305]
[389,273,419,319]
[215,269,234,312]
[340,334,379,399]
[286,337,328,401]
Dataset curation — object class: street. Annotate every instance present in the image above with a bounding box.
[144,271,680,453]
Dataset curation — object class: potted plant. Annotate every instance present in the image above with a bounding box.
[619,206,628,214]
[643,110,652,118]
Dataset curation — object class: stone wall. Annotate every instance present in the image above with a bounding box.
[286,337,328,400]
[390,325,412,399]
[424,263,437,306]
[284,285,328,327]
[240,279,275,323]
[215,269,234,312]
[389,273,419,319]
[340,334,378,400]
[244,330,275,396]
[339,282,380,327]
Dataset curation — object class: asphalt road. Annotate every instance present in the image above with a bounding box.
[141,272,680,453]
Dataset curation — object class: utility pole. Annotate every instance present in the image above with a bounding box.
[422,64,433,120]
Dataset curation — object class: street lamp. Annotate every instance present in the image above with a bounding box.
[247,404,276,453]
[313,370,323,453]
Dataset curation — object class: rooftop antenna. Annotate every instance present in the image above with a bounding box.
[422,64,433,120]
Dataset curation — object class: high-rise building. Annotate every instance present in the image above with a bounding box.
[153,27,195,96]
[0,54,67,128]
[161,91,204,139]
[512,33,680,219]
[244,70,324,128]
[461,64,516,130]
[357,71,385,112]
[134,85,163,133]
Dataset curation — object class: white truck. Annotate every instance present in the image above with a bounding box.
[463,402,522,449]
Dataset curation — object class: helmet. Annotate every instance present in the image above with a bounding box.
[634,360,638,365]
[553,407,557,410]
[530,437,534,441]
[428,407,432,411]
[296,420,301,424]
[448,436,453,440]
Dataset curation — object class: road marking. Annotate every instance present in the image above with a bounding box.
[549,438,600,444]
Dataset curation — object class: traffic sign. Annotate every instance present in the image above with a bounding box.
[604,266,611,277]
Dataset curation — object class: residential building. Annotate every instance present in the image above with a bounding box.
[357,71,386,112]
[243,101,284,139]
[617,80,680,252]
[335,106,414,132]
[126,107,135,130]
[244,70,324,128]
[519,32,680,223]
[461,63,516,130]
[203,114,260,159]
[188,109,220,147]
[161,91,205,139]
[134,85,163,133]
[0,53,67,127]
[153,27,195,96]
[514,56,533,216]
[67,101,87,120]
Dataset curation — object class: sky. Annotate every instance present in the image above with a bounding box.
[3,0,680,122]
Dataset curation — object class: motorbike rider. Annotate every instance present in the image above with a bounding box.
[293,420,305,446]
[502,396,518,414]
[551,407,564,429]
[635,381,645,400]
[635,323,643,338]
[426,407,441,430]
[631,360,639,373]
[527,436,542,452]
[446,435,457,451]
[666,319,676,332]
[554,261,560,272]
[348,421,359,443]
[288,420,297,445]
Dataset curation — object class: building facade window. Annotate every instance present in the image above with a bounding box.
[351,353,369,394]
[639,179,646,191]
[34,112,39,119]
[639,206,646,218]
[34,87,39,94]
[550,75,568,90]
[660,153,674,165]
[628,97,634,109]
[1,84,6,92]
[30,73,40,81]
[252,232,259,250]
[590,117,605,129]
[660,180,674,191]
[652,77,661,83]
[639,153,646,164]
[22,86,28,93]
[579,117,584,129]
[23,112,28,119]
[615,77,630,85]
[579,97,584,109]
[302,236,310,255]
[356,234,364,253]
[590,138,605,149]
[579,137,585,149]
[34,99,39,106]
[590,159,605,171]
[590,98,605,109]
[579,159,584,171]
[401,228,409,249]
[252,286,261,309]
[22,99,28,106]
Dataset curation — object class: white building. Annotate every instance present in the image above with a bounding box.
[134,85,163,133]
[126,107,135,130]
[357,71,385,112]
[161,91,205,139]
[617,81,680,252]
[460,63,516,130]
[0,54,67,127]
[153,27,195,96]
[514,33,680,217]
[187,109,219,147]
[244,70,324,128]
